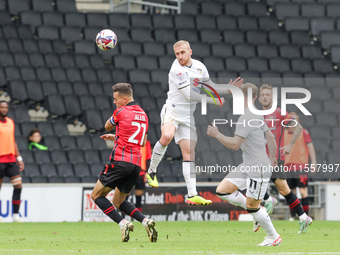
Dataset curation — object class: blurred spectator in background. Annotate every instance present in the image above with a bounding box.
[0,101,25,222]
[284,112,317,221]
[28,128,48,150]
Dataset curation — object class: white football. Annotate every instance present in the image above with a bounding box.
[96,29,118,51]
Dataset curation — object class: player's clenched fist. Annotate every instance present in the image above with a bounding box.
[207,124,220,138]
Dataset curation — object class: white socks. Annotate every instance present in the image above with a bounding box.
[299,213,307,222]
[118,219,127,229]
[183,161,197,197]
[148,141,167,174]
[216,191,247,209]
[250,208,279,239]
[264,195,272,203]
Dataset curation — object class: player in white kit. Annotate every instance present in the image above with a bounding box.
[147,40,243,205]
[207,83,282,246]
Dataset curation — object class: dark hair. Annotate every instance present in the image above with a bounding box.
[112,83,133,97]
[29,128,41,137]
[0,100,8,105]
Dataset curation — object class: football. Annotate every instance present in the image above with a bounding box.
[95,29,118,51]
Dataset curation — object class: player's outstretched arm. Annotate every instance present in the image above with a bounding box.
[202,77,244,95]
[207,124,244,151]
[266,130,277,167]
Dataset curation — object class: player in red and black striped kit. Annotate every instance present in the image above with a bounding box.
[256,84,312,234]
[91,83,157,242]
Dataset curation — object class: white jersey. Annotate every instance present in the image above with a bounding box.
[165,58,209,115]
[234,107,271,167]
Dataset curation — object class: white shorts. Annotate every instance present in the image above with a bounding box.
[225,164,269,200]
[161,104,197,144]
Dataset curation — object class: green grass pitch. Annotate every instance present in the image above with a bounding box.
[0,221,339,255]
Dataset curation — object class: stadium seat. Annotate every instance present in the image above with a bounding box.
[34,150,51,163]
[177,29,199,42]
[132,83,149,97]
[150,69,168,90]
[285,17,309,31]
[200,29,222,43]
[106,12,129,27]
[269,57,291,72]
[91,135,107,150]
[74,54,90,69]
[323,99,340,113]
[0,10,12,24]
[28,52,45,67]
[65,12,87,27]
[44,53,60,68]
[0,39,8,52]
[37,26,59,40]
[154,28,176,43]
[12,52,29,67]
[225,57,246,72]
[23,162,40,177]
[72,81,89,96]
[331,45,340,64]
[275,3,299,20]
[201,1,221,15]
[94,95,111,110]
[332,126,340,137]
[20,121,36,136]
[304,72,326,87]
[100,148,111,162]
[258,16,280,31]
[73,162,92,177]
[89,162,104,176]
[237,16,258,31]
[320,31,340,50]
[60,26,83,45]
[291,58,313,73]
[158,55,175,69]
[130,13,152,28]
[301,45,323,59]
[68,149,85,164]
[173,15,196,29]
[49,176,64,183]
[257,44,278,59]
[26,80,44,103]
[83,109,104,132]
[304,99,323,114]
[86,13,108,27]
[46,94,67,117]
[8,39,24,53]
[74,41,97,55]
[84,149,101,163]
[310,17,334,36]
[130,28,153,42]
[247,2,268,16]
[234,43,256,58]
[224,2,245,16]
[202,56,225,72]
[247,58,269,72]
[245,30,267,45]
[21,66,37,81]
[195,15,216,30]
[141,96,157,111]
[40,163,58,177]
[216,16,237,30]
[313,58,334,73]
[88,55,104,69]
[66,67,82,82]
[16,135,28,150]
[38,39,54,54]
[21,150,35,163]
[326,3,340,18]
[0,52,14,66]
[43,135,61,150]
[269,30,290,45]
[22,39,38,53]
[211,43,233,58]
[64,176,81,183]
[57,162,74,176]
[81,176,97,183]
[301,3,325,17]
[55,0,77,12]
[0,67,5,88]
[2,25,20,39]
[42,11,64,27]
[63,94,82,117]
[8,80,27,102]
[142,42,166,57]
[316,112,338,126]
[261,71,282,86]
[79,95,95,111]
[223,30,244,44]
[136,55,158,70]
[8,0,30,15]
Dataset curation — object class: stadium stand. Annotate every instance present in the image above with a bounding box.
[0,0,338,184]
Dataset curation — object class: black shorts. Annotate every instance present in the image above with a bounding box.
[286,172,308,188]
[270,160,287,183]
[99,161,141,193]
[135,174,146,190]
[0,162,20,179]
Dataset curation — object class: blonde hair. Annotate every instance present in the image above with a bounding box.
[173,40,191,50]
[240,83,258,99]
[259,84,273,94]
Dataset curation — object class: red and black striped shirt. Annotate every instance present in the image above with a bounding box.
[109,102,149,167]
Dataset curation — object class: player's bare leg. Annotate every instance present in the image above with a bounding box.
[91,181,134,242]
[113,187,158,242]
[179,139,212,206]
[147,123,176,187]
